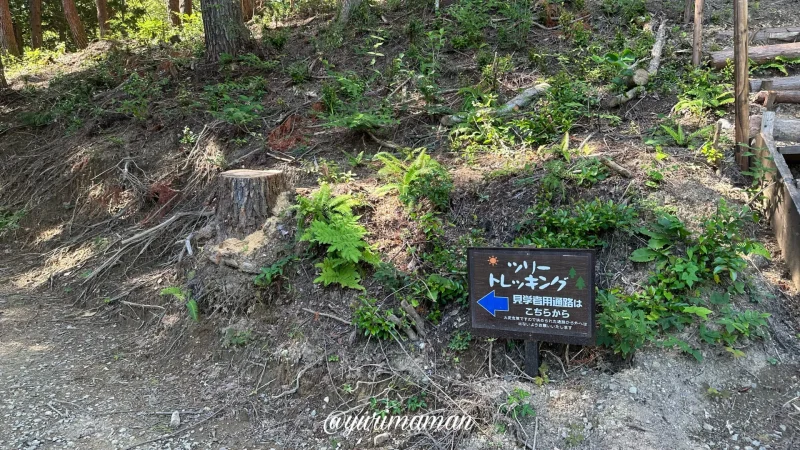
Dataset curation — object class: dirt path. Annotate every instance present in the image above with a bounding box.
[0,290,257,450]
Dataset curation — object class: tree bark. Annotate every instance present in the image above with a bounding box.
[200,0,249,61]
[30,0,42,49]
[710,42,800,69]
[182,0,192,16]
[0,54,7,88]
[62,0,88,49]
[241,0,254,22]
[692,0,704,66]
[0,0,19,56]
[718,27,800,44]
[338,0,364,24]
[168,0,181,26]
[215,169,288,242]
[96,0,109,37]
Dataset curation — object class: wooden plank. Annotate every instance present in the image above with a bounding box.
[754,111,800,290]
[734,0,750,170]
[710,42,800,69]
[692,0,704,66]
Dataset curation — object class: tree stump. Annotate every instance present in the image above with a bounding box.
[216,169,288,242]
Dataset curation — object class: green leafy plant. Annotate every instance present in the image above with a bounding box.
[501,388,536,420]
[515,199,637,248]
[674,69,734,116]
[223,329,253,347]
[294,185,378,290]
[353,297,399,340]
[599,201,771,359]
[448,330,473,352]
[254,256,297,288]
[374,149,453,211]
[656,123,714,148]
[0,208,25,235]
[591,49,637,92]
[160,286,199,322]
[406,392,428,412]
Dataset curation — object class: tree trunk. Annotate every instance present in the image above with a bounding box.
[96,0,109,37]
[168,0,181,26]
[182,0,192,16]
[0,0,19,56]
[0,54,7,88]
[62,0,88,49]
[200,0,249,61]
[30,0,42,49]
[215,169,288,242]
[338,0,364,24]
[241,0,254,22]
[12,20,21,50]
[710,42,800,69]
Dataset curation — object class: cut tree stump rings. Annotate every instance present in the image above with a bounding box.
[215,169,288,242]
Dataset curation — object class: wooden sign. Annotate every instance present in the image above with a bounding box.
[468,248,596,346]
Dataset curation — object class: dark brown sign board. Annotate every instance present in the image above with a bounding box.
[468,248,596,346]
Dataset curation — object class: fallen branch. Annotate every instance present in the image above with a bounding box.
[604,19,667,108]
[601,157,633,178]
[710,42,800,69]
[367,131,404,150]
[718,26,800,44]
[755,90,800,105]
[387,313,418,340]
[400,299,426,338]
[750,75,800,92]
[302,307,352,326]
[440,83,551,126]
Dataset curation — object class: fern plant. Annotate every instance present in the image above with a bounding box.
[295,185,379,290]
[374,149,453,210]
[160,286,199,322]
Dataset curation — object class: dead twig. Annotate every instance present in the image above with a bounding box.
[272,361,320,399]
[302,308,352,326]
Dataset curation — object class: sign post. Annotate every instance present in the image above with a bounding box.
[468,248,596,378]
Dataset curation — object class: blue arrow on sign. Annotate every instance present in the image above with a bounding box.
[477,290,509,317]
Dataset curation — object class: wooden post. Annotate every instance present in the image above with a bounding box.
[692,0,704,66]
[734,0,749,170]
[524,340,540,378]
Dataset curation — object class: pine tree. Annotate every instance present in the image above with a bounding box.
[62,0,88,49]
[182,0,192,16]
[199,0,249,61]
[0,0,19,56]
[30,0,42,49]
